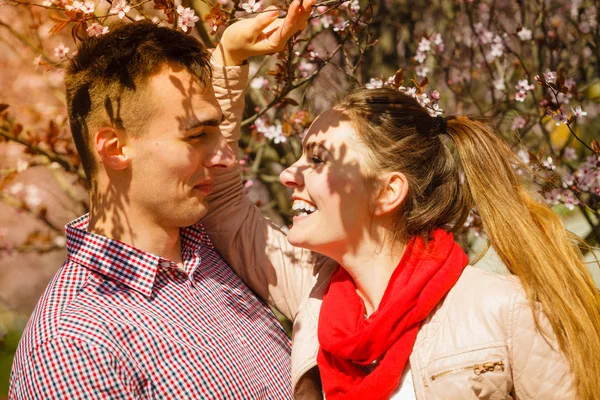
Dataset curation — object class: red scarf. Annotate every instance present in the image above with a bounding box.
[317,229,468,399]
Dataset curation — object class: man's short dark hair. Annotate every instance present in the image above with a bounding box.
[65,21,212,187]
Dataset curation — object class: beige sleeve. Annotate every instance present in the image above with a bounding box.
[508,292,576,399]
[203,61,323,321]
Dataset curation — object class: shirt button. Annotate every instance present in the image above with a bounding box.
[160,261,171,268]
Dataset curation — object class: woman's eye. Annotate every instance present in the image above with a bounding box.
[309,156,323,165]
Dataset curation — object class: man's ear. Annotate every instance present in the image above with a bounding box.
[94,128,129,171]
[373,172,409,216]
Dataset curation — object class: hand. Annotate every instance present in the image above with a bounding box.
[212,0,315,66]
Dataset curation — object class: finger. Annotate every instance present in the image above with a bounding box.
[251,6,280,35]
[280,0,314,40]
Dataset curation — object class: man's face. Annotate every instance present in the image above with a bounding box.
[125,62,235,229]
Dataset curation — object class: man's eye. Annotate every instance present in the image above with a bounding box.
[189,132,207,140]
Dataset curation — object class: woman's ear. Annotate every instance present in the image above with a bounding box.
[94,128,130,171]
[373,172,409,216]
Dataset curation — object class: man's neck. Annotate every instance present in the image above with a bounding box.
[87,196,183,265]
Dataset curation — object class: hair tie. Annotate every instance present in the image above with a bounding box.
[437,116,447,134]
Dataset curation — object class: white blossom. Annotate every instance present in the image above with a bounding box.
[517,27,532,41]
[176,5,199,32]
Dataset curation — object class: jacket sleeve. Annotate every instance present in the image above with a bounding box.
[203,60,324,321]
[507,292,576,399]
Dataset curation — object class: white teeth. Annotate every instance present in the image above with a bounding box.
[292,199,317,215]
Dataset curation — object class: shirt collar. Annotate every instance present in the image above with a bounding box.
[65,214,214,297]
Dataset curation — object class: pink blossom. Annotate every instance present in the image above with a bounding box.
[255,118,286,144]
[319,15,335,29]
[8,183,43,209]
[66,0,95,13]
[417,93,430,107]
[54,43,70,58]
[563,147,577,162]
[365,78,384,89]
[515,79,534,92]
[493,78,506,91]
[16,159,29,172]
[512,116,527,130]
[431,90,440,100]
[542,156,557,171]
[571,105,587,118]
[342,0,360,14]
[86,23,109,37]
[414,51,427,64]
[488,36,504,59]
[432,33,444,53]
[240,0,261,13]
[562,173,575,187]
[517,27,532,41]
[514,91,527,102]
[427,103,444,117]
[176,5,199,32]
[517,149,530,163]
[333,19,349,32]
[416,65,429,77]
[33,55,43,69]
[250,77,268,90]
[298,59,315,77]
[544,69,557,84]
[552,108,567,125]
[110,0,130,19]
[563,194,578,210]
[544,188,561,205]
[554,91,572,105]
[54,235,67,248]
[474,23,493,44]
[417,37,431,53]
[406,87,417,97]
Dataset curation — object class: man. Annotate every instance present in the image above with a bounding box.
[10,1,313,397]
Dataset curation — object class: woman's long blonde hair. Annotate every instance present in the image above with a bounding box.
[338,87,600,399]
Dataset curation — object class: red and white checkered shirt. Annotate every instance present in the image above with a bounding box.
[10,214,292,399]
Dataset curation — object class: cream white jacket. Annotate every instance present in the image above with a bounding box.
[206,62,575,400]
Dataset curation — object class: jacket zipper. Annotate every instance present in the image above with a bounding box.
[430,361,504,381]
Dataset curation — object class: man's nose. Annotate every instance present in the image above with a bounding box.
[208,135,236,169]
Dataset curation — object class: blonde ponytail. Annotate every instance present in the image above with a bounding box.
[447,116,600,400]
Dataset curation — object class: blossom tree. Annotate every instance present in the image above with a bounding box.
[1,0,599,263]
[1,0,600,392]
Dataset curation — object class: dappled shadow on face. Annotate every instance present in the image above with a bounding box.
[284,109,386,260]
[86,91,134,242]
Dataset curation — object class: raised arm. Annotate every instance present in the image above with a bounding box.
[204,0,330,321]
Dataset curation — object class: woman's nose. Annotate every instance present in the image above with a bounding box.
[279,163,303,188]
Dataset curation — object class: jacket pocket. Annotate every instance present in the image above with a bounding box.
[424,353,513,400]
[431,360,505,382]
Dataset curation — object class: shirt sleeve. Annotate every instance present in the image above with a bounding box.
[10,337,141,399]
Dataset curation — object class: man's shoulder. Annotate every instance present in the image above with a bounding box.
[20,258,128,353]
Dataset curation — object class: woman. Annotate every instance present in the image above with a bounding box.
[204,80,600,398]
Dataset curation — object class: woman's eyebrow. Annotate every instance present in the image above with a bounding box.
[304,142,331,154]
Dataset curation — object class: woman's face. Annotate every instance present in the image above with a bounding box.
[279,109,378,257]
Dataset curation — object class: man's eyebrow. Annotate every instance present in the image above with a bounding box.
[181,115,225,131]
